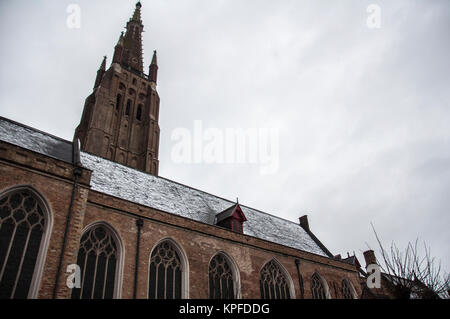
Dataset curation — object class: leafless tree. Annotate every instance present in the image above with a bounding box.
[370,224,449,299]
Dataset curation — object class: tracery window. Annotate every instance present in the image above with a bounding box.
[71,225,119,299]
[0,190,47,299]
[148,241,182,299]
[209,254,234,299]
[341,278,355,299]
[311,273,327,299]
[260,260,291,299]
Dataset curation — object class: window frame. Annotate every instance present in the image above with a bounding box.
[73,221,124,299]
[0,185,53,299]
[147,238,189,299]
[208,252,241,299]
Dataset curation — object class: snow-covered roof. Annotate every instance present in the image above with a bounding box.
[0,116,329,257]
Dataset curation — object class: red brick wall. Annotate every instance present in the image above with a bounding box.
[1,141,362,299]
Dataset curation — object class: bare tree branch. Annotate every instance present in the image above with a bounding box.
[369,223,449,299]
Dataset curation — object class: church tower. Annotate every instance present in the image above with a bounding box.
[75,2,160,175]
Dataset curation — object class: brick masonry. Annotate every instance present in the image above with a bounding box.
[0,140,362,299]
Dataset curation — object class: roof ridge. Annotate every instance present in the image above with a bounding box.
[81,151,303,228]
[0,116,305,230]
[0,116,73,145]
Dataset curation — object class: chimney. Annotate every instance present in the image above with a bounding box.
[334,254,342,260]
[299,215,309,231]
[363,250,377,268]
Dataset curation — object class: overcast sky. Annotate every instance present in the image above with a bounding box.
[0,0,449,273]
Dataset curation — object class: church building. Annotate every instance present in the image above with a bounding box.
[0,3,361,299]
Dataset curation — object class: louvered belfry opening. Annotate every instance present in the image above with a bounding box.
[259,260,291,299]
[311,273,327,299]
[0,190,46,299]
[148,241,182,299]
[209,254,234,299]
[71,225,118,299]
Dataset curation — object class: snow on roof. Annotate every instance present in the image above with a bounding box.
[0,117,72,163]
[0,116,329,257]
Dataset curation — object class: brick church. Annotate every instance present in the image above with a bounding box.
[0,3,363,299]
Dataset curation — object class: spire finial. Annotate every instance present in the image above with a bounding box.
[131,2,142,22]
[100,56,107,70]
[151,50,158,65]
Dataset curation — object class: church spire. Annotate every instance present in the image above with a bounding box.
[76,2,161,176]
[131,2,143,23]
[120,2,144,73]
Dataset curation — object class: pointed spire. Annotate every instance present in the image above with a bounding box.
[131,2,143,23]
[117,32,124,46]
[149,50,158,83]
[151,50,158,66]
[100,55,107,71]
[94,56,107,89]
[112,32,124,64]
[121,2,144,72]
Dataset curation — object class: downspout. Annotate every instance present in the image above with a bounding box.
[295,259,305,299]
[52,166,82,298]
[53,138,83,298]
[133,218,144,299]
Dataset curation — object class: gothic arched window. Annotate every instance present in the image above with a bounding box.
[0,189,50,299]
[259,260,291,299]
[341,278,356,299]
[311,273,327,299]
[148,241,183,299]
[71,224,120,299]
[116,94,122,111]
[125,99,131,116]
[136,104,142,121]
[209,254,235,299]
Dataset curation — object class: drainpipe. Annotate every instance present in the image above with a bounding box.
[295,259,305,299]
[133,218,144,299]
[53,166,83,298]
